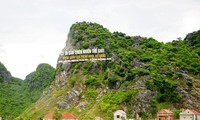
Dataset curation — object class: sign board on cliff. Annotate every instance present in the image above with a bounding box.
[58,48,111,63]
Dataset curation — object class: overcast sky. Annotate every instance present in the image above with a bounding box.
[0,0,200,79]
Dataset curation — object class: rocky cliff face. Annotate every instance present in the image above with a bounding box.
[0,62,12,82]
[17,22,200,120]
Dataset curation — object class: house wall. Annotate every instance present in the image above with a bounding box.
[197,115,200,120]
[180,114,194,120]
[157,116,173,120]
[114,112,126,120]
[114,114,122,120]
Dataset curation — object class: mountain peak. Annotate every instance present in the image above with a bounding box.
[0,62,12,82]
[184,30,200,47]
[67,21,111,49]
[17,22,200,120]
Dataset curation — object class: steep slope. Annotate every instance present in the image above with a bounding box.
[24,63,56,102]
[0,62,30,119]
[0,62,12,82]
[0,62,55,119]
[18,22,200,120]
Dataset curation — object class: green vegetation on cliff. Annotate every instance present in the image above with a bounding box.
[17,22,200,120]
[0,63,55,119]
[25,63,55,102]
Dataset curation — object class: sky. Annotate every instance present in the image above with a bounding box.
[0,0,200,79]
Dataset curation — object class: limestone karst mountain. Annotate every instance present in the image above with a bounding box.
[14,22,200,120]
[0,62,55,119]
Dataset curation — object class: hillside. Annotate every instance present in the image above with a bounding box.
[0,62,29,119]
[24,63,56,102]
[0,62,55,119]
[17,22,200,120]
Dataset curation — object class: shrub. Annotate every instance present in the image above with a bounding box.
[84,76,100,88]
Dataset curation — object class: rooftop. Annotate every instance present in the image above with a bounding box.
[61,113,77,119]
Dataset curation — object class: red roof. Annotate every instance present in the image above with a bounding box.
[189,109,200,114]
[61,113,77,119]
[44,113,54,119]
[183,109,200,115]
[157,109,173,114]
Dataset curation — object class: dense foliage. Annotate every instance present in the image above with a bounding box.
[0,78,30,119]
[25,63,55,102]
[63,22,200,119]
[6,22,200,120]
[0,63,55,119]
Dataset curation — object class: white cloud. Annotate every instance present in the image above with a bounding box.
[0,0,200,79]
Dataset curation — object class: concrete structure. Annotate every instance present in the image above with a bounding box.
[180,109,200,120]
[61,113,77,120]
[114,110,127,120]
[157,109,174,120]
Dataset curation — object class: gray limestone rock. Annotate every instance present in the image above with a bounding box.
[0,62,12,82]
[65,89,80,105]
[90,62,98,74]
[57,101,70,109]
[130,79,154,117]
[62,63,71,72]
[131,58,144,68]
[78,102,86,109]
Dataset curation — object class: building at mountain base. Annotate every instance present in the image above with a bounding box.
[43,113,77,120]
[43,113,54,120]
[157,109,174,120]
[61,113,77,120]
[114,110,127,120]
[180,109,200,120]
